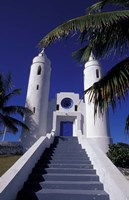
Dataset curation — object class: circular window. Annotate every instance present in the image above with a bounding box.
[61,98,73,109]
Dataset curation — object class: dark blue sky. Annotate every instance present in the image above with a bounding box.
[0,0,129,143]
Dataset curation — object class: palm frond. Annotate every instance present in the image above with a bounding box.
[0,114,18,133]
[125,115,129,134]
[84,57,129,115]
[72,44,93,62]
[0,73,13,95]
[0,114,29,133]
[0,73,31,135]
[2,106,32,116]
[8,116,29,131]
[0,74,5,96]
[39,10,129,49]
[76,14,129,61]
[4,73,13,91]
[88,0,129,13]
[93,17,129,58]
[0,89,21,108]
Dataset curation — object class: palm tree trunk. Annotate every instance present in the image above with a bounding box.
[2,127,7,141]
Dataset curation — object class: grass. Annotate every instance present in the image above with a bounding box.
[0,155,21,176]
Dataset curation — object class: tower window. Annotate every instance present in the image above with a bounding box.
[56,104,59,110]
[37,66,41,75]
[36,85,39,90]
[96,69,99,78]
[33,107,36,113]
[75,105,78,111]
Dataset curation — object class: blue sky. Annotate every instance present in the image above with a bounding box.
[0,0,129,143]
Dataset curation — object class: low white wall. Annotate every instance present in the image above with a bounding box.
[78,131,129,200]
[0,132,55,200]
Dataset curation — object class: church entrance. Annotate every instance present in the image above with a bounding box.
[60,121,73,136]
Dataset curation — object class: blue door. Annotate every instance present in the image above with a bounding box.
[60,121,73,136]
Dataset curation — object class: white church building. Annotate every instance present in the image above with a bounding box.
[1,50,129,200]
[21,50,112,152]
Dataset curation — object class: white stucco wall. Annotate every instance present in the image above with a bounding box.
[0,132,55,200]
[84,54,112,152]
[49,92,85,136]
[21,51,51,151]
[78,131,129,200]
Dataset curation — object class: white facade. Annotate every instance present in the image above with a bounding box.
[21,51,112,153]
[48,92,85,137]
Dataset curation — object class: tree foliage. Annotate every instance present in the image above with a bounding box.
[0,73,32,138]
[107,143,129,167]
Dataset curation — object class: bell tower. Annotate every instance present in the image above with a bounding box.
[84,53,111,152]
[21,50,51,151]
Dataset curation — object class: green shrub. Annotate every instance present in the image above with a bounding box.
[107,143,129,168]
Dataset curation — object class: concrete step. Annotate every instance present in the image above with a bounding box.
[54,143,81,146]
[52,152,88,156]
[53,149,84,152]
[40,151,88,159]
[32,167,96,174]
[45,159,91,164]
[23,180,104,191]
[50,156,89,160]
[38,157,91,164]
[35,163,94,169]
[53,143,82,147]
[52,151,87,156]
[54,145,81,148]
[28,173,99,182]
[53,150,85,154]
[55,142,80,145]
[17,189,109,200]
[40,181,104,190]
[55,136,78,140]
[39,154,89,160]
[36,189,109,200]
[37,158,91,164]
[16,136,110,200]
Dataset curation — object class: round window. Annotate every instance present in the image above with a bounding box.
[61,98,73,109]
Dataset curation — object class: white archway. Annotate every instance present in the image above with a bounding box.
[52,111,82,136]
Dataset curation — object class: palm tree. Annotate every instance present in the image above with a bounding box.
[39,0,129,133]
[0,73,32,141]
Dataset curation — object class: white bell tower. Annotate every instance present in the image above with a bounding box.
[21,50,51,151]
[84,53,111,152]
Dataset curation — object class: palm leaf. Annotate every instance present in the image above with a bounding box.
[92,17,129,58]
[73,14,129,62]
[0,73,32,136]
[0,89,21,108]
[84,57,129,115]
[0,73,12,95]
[125,115,129,134]
[88,0,129,13]
[39,10,129,50]
[0,114,18,133]
[72,44,93,62]
[2,106,32,116]
[4,73,13,91]
[0,114,29,133]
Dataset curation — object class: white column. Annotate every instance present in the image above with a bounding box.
[21,50,51,151]
[84,53,112,152]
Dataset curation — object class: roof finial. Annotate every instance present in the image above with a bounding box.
[39,48,45,56]
[89,51,95,61]
[41,48,45,54]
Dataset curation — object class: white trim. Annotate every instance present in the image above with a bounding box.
[52,111,82,136]
[0,132,55,200]
[78,130,129,200]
